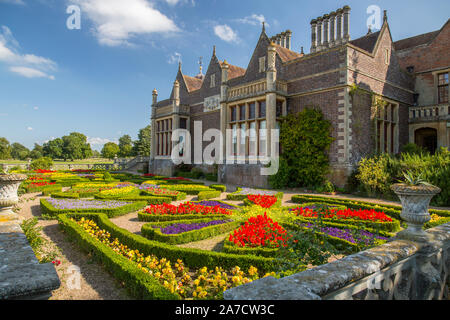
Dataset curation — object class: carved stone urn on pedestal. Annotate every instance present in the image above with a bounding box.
[391,183,441,241]
[0,174,27,219]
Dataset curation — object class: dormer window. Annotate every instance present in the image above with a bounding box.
[210,74,216,88]
[259,56,266,73]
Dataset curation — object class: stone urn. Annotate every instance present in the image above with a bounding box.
[0,174,27,218]
[391,183,441,241]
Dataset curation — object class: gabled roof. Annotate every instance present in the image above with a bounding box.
[220,61,246,79]
[182,75,203,92]
[273,44,303,62]
[394,30,440,51]
[350,31,381,53]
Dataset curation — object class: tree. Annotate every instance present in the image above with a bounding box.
[61,132,92,161]
[101,142,120,159]
[0,137,11,160]
[91,150,101,158]
[11,143,30,160]
[29,143,43,159]
[133,125,151,156]
[43,138,64,159]
[118,134,134,157]
[30,157,53,170]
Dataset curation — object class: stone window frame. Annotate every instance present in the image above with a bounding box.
[384,47,390,65]
[374,100,399,155]
[437,72,449,104]
[155,116,173,157]
[432,68,450,105]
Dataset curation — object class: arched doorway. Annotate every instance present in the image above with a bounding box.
[414,127,437,154]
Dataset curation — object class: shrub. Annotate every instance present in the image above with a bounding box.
[401,143,428,155]
[227,188,283,201]
[30,157,53,170]
[163,184,214,195]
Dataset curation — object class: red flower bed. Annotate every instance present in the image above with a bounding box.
[291,207,393,222]
[142,173,156,177]
[71,169,95,173]
[229,213,289,248]
[144,202,232,216]
[28,182,56,187]
[27,176,45,181]
[34,169,56,173]
[247,195,278,208]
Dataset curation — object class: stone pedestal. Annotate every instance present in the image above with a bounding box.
[391,183,441,242]
[0,174,27,220]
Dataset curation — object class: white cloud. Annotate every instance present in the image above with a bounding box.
[0,0,25,5]
[9,66,55,80]
[27,126,33,131]
[167,52,181,64]
[87,137,118,146]
[236,14,268,27]
[214,24,239,43]
[164,0,195,6]
[33,106,39,110]
[0,26,57,79]
[71,0,179,47]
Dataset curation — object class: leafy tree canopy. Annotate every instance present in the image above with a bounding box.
[101,142,120,159]
[133,125,151,157]
[0,137,11,160]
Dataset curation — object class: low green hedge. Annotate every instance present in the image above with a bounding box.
[291,194,450,224]
[163,184,215,195]
[40,198,147,218]
[62,213,275,272]
[205,174,218,182]
[51,178,83,187]
[41,185,63,196]
[57,214,179,300]
[138,212,232,222]
[226,188,284,201]
[24,183,63,194]
[197,190,221,201]
[141,218,240,245]
[222,239,279,258]
[141,189,187,201]
[209,184,226,192]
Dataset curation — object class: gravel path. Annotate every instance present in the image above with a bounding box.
[16,193,131,300]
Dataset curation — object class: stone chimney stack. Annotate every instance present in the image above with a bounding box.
[343,5,351,42]
[173,80,180,108]
[323,14,330,48]
[312,5,350,52]
[329,11,336,46]
[285,30,292,50]
[316,17,323,51]
[310,19,317,53]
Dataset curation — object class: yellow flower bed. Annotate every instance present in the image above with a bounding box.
[74,182,119,188]
[98,186,136,197]
[43,172,78,179]
[74,218,275,299]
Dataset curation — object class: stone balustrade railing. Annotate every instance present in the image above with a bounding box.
[227,80,267,100]
[409,104,450,121]
[224,222,450,300]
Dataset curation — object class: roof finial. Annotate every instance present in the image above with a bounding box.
[212,45,216,57]
[367,26,372,35]
[262,21,265,33]
[301,46,304,54]
[383,10,388,23]
[178,61,182,72]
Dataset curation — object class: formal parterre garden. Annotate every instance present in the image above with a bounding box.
[11,168,450,300]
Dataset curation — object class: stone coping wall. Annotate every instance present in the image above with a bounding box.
[224,223,450,300]
[0,211,60,300]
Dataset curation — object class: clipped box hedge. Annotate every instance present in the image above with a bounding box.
[141,218,241,245]
[222,239,279,258]
[291,194,450,224]
[57,214,179,300]
[138,212,232,222]
[209,184,226,192]
[40,198,147,218]
[141,189,187,201]
[197,190,222,201]
[163,184,215,195]
[51,192,80,199]
[61,213,275,272]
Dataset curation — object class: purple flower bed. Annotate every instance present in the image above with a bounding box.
[156,219,233,235]
[138,183,159,190]
[47,198,132,210]
[197,201,237,210]
[302,223,388,245]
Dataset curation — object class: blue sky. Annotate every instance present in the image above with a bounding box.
[0,0,449,151]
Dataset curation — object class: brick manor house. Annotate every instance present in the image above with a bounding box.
[149,5,450,188]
